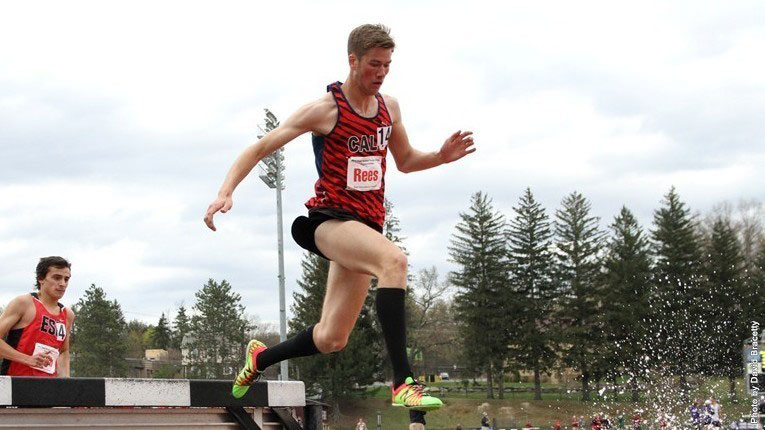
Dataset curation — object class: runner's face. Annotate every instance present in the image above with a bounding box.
[39,267,70,300]
[353,47,392,94]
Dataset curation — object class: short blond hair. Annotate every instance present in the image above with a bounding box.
[347,24,395,59]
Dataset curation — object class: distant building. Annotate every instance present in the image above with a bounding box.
[125,349,183,379]
[145,349,169,361]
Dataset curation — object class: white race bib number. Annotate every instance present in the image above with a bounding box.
[347,156,382,191]
[56,322,66,341]
[31,342,59,374]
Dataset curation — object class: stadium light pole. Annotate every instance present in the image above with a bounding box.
[257,108,288,381]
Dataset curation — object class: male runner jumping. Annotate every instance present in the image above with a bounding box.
[204,24,475,410]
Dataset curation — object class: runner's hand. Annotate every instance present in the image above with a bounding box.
[439,130,475,164]
[27,350,53,368]
[204,195,233,231]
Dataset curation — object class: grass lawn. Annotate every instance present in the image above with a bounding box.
[334,396,604,430]
[326,379,757,430]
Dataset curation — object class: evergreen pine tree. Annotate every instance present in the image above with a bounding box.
[601,206,652,401]
[152,312,172,350]
[554,191,605,400]
[733,199,764,269]
[650,187,706,396]
[739,209,765,365]
[507,188,556,400]
[172,305,190,350]
[383,198,407,255]
[449,191,509,399]
[186,279,250,379]
[703,216,746,399]
[290,253,330,332]
[749,241,765,321]
[746,243,765,382]
[72,284,128,377]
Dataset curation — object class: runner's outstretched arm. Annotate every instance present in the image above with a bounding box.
[385,96,475,173]
[204,101,327,231]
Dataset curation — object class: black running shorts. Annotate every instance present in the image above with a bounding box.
[291,208,383,260]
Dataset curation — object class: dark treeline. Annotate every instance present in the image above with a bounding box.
[70,279,261,380]
[449,187,764,403]
[63,189,763,410]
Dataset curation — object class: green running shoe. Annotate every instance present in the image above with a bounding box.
[232,339,266,399]
[391,377,443,411]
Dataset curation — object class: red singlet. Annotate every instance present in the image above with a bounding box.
[305,81,393,229]
[1,293,68,376]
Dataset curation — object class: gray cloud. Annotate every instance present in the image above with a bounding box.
[1,1,763,326]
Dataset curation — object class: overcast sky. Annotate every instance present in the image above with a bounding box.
[1,1,763,327]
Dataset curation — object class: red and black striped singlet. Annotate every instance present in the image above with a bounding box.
[305,82,393,229]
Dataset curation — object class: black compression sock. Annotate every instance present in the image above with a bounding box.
[375,287,413,387]
[256,325,320,370]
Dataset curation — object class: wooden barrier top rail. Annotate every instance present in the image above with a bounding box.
[0,376,305,408]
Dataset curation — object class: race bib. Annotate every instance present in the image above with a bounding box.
[347,156,382,191]
[55,321,66,341]
[31,342,59,374]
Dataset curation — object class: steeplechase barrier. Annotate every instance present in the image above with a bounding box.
[0,376,316,430]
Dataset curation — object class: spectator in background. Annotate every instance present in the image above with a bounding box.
[356,418,367,430]
[690,400,702,430]
[602,415,611,430]
[481,412,491,430]
[572,416,580,430]
[703,399,713,426]
[708,398,721,428]
[632,412,641,430]
[410,410,426,430]
[658,411,667,430]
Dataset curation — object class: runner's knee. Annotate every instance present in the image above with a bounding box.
[314,327,349,353]
[379,251,408,287]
